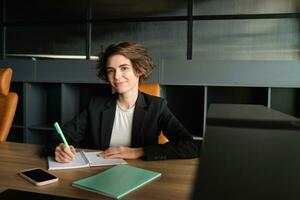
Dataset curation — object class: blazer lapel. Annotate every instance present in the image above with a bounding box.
[100,95,117,149]
[131,92,147,147]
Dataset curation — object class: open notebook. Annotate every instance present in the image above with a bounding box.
[48,151,126,170]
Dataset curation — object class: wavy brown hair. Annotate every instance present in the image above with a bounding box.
[96,42,154,82]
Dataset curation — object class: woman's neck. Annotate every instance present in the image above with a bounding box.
[117,89,139,109]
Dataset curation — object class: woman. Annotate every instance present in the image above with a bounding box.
[49,42,200,163]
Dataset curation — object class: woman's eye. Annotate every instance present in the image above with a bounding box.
[121,67,129,71]
[107,69,114,74]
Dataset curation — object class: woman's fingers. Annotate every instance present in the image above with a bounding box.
[101,146,123,157]
[99,146,144,159]
[55,143,76,163]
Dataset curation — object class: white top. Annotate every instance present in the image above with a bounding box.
[110,102,135,147]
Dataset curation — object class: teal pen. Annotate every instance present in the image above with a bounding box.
[54,122,69,148]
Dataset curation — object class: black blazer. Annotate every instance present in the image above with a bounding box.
[47,92,200,160]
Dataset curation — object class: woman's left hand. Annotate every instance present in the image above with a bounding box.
[98,146,144,159]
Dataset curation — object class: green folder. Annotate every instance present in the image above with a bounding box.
[72,164,161,199]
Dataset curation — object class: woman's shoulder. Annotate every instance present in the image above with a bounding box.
[140,91,163,99]
[88,94,117,109]
[140,92,166,106]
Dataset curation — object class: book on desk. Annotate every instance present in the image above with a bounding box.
[72,164,161,199]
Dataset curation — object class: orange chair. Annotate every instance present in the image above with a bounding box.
[139,83,169,144]
[0,68,18,142]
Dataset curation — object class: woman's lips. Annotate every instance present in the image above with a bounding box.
[115,81,126,87]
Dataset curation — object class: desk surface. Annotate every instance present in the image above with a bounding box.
[0,142,198,200]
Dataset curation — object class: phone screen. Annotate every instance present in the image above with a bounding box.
[21,168,57,182]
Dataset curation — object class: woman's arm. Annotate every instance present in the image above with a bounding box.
[100,146,144,159]
[44,103,90,157]
[143,99,201,160]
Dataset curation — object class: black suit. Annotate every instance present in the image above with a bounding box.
[47,92,200,160]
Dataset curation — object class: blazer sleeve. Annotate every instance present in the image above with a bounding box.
[143,99,201,161]
[44,99,91,156]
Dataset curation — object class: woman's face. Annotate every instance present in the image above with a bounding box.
[106,54,140,95]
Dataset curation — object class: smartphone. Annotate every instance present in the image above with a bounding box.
[19,168,58,186]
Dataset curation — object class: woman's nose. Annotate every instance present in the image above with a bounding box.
[114,69,121,79]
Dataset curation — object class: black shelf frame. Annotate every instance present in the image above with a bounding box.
[3,13,300,25]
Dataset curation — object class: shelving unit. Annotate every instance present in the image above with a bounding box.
[9,82,24,142]
[164,85,205,136]
[2,58,300,144]
[60,83,112,123]
[270,88,300,118]
[207,86,269,107]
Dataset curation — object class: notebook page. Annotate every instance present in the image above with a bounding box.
[48,152,89,170]
[82,151,127,167]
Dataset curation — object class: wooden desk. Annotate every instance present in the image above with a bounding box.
[0,142,198,200]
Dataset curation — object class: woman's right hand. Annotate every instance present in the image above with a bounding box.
[55,143,76,163]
